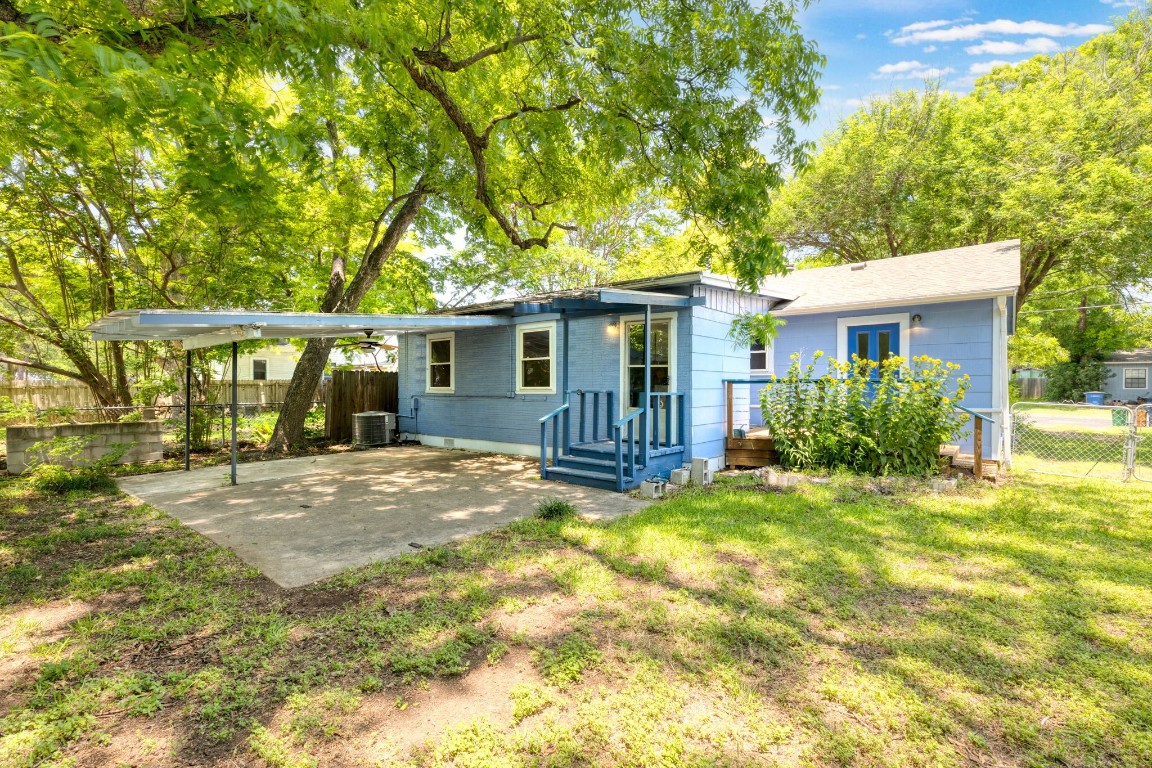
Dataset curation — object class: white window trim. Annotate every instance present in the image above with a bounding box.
[515,321,557,394]
[835,312,911,373]
[618,312,678,416]
[426,332,455,393]
[251,358,268,379]
[1122,366,1149,390]
[749,342,773,374]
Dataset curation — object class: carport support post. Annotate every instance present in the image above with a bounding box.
[184,349,192,472]
[230,341,238,486]
[642,304,651,466]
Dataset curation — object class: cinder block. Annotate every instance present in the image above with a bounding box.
[639,480,666,499]
[930,478,957,492]
[669,468,691,485]
[690,457,713,485]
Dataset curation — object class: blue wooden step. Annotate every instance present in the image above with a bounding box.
[556,455,618,472]
[545,466,639,492]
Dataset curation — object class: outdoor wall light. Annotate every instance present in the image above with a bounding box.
[911,314,923,326]
[606,321,620,336]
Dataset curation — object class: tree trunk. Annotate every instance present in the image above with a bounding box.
[266,184,428,452]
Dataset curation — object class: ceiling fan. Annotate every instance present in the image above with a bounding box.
[335,330,397,371]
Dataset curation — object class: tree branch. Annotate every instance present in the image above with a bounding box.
[413,33,543,73]
[0,353,86,382]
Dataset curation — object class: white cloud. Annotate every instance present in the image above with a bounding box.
[1100,0,1141,7]
[873,60,956,79]
[823,84,843,91]
[893,20,1111,45]
[922,45,938,53]
[856,33,867,40]
[968,59,1023,75]
[964,37,1062,55]
[898,19,962,34]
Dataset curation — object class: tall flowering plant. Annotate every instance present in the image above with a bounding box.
[761,352,970,476]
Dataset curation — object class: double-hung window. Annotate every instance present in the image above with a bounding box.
[426,333,455,392]
[252,359,268,381]
[750,343,769,372]
[516,322,555,394]
[1124,367,1148,390]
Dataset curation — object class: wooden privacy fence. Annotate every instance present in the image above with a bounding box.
[1,380,317,409]
[1017,378,1047,400]
[325,371,399,441]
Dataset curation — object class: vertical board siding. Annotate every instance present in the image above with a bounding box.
[325,371,399,441]
[687,287,774,462]
[769,299,1001,458]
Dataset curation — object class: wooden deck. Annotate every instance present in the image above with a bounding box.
[723,381,779,468]
[726,429,778,468]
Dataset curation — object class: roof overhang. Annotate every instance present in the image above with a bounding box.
[770,288,1019,317]
[87,310,512,348]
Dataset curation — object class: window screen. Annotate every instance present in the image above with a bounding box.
[252,359,267,381]
[1125,368,1148,389]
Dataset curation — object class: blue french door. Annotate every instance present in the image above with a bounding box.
[847,322,900,376]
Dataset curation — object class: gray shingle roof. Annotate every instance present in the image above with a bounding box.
[1105,349,1152,364]
[761,240,1022,315]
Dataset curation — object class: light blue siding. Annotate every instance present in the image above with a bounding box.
[398,309,693,451]
[687,287,774,461]
[1103,364,1151,402]
[765,299,1002,459]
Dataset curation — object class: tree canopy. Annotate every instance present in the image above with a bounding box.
[0,0,824,446]
[768,12,1152,308]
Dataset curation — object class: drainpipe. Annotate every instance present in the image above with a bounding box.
[996,296,1011,467]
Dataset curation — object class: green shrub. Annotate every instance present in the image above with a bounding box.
[25,435,130,493]
[761,352,970,476]
[0,396,36,426]
[535,497,577,520]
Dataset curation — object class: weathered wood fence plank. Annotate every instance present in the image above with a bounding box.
[324,371,399,441]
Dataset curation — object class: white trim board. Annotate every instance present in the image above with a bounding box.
[835,313,911,365]
[515,320,557,395]
[426,332,455,393]
[413,434,539,459]
[618,311,679,418]
[774,289,1017,317]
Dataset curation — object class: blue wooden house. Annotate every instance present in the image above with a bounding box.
[1102,349,1152,403]
[396,240,1021,490]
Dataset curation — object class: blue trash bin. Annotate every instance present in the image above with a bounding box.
[1085,391,1106,406]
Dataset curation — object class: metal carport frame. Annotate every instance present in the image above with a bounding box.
[87,310,512,485]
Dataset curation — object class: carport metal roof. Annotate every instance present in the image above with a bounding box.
[87,309,511,349]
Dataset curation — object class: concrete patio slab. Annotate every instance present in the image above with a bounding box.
[117,446,648,588]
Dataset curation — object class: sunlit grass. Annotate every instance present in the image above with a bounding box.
[1,470,1151,766]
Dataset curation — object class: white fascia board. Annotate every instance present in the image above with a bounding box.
[181,326,264,350]
[771,289,1018,317]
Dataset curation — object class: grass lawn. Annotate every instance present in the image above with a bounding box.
[2,471,1151,767]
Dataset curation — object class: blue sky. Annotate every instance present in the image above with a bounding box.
[794,0,1137,146]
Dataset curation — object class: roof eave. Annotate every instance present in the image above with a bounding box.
[771,287,1019,317]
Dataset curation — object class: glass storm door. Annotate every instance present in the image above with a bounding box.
[624,319,671,409]
[846,322,900,376]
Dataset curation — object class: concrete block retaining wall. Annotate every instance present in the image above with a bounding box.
[5,421,164,475]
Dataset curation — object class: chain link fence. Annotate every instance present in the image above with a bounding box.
[1010,402,1146,481]
[2,402,325,453]
[1136,404,1152,482]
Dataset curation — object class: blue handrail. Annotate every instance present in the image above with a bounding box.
[538,403,570,478]
[612,407,644,491]
[954,404,994,423]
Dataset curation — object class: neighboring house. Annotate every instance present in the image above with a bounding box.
[395,240,1021,490]
[1102,349,1152,403]
[212,340,395,380]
